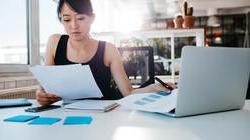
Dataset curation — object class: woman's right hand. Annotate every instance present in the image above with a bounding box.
[36,86,61,106]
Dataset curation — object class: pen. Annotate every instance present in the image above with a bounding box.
[154,77,173,91]
[104,103,119,112]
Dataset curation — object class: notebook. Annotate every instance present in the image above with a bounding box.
[0,98,32,108]
[63,100,119,112]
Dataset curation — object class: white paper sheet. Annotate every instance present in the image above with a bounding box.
[30,64,103,99]
[116,89,178,113]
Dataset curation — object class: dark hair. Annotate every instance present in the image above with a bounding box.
[57,0,93,21]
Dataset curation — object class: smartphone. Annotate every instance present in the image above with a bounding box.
[24,105,61,113]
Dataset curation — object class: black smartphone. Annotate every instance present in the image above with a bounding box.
[24,105,61,113]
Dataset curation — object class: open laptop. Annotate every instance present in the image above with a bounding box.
[166,46,250,117]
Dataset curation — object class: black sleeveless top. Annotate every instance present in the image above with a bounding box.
[54,35,123,100]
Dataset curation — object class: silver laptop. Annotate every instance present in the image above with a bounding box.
[167,46,250,117]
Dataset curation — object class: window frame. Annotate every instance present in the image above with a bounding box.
[0,0,40,73]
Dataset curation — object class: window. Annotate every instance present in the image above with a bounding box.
[0,1,27,64]
[39,0,64,64]
[0,0,40,73]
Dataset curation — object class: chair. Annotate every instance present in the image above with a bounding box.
[118,47,155,88]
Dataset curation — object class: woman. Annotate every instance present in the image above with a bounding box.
[36,0,176,106]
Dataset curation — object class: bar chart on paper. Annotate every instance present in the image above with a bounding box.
[116,89,178,113]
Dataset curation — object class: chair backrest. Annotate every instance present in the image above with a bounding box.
[118,47,155,87]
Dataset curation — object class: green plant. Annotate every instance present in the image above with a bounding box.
[182,1,193,16]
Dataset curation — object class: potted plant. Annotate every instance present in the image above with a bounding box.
[182,1,195,28]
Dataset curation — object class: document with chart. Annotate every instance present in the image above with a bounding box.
[30,64,103,99]
[116,89,178,113]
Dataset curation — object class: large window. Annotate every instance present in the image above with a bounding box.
[0,1,27,64]
[0,0,40,73]
[39,0,64,64]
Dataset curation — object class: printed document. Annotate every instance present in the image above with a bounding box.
[30,64,103,99]
[116,89,178,114]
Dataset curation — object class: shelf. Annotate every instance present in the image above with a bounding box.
[91,29,205,47]
[198,14,247,47]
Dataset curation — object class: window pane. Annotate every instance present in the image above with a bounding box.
[39,0,64,65]
[0,1,27,64]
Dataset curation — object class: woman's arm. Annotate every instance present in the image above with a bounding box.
[45,34,61,65]
[105,43,133,96]
[36,34,61,106]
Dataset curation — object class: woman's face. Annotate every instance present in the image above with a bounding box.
[60,3,94,41]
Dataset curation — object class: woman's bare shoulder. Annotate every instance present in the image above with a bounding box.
[103,42,121,66]
[46,34,63,59]
[47,34,63,49]
[105,42,119,53]
[48,34,62,45]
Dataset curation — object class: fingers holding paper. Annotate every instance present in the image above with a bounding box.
[36,86,61,106]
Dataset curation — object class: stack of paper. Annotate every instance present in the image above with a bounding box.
[63,100,119,112]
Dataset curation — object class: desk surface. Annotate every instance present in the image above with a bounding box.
[0,100,250,140]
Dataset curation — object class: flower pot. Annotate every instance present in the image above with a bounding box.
[183,16,196,28]
[173,16,184,29]
[166,20,174,29]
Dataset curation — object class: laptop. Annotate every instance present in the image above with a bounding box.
[166,46,250,117]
